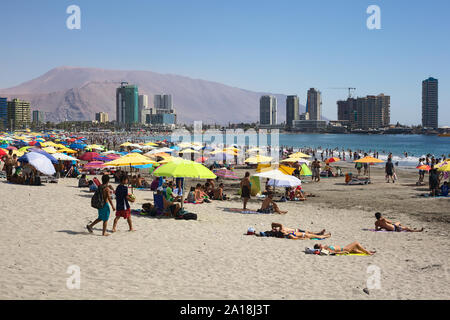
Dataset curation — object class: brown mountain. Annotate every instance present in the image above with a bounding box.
[0,66,306,124]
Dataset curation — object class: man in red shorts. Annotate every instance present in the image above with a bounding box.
[112,175,135,232]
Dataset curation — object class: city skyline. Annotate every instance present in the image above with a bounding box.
[0,1,449,125]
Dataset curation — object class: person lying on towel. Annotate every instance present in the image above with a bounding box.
[375,212,424,232]
[254,223,331,240]
[314,242,376,255]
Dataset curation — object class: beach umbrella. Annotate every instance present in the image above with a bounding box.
[244,155,273,164]
[6,146,17,150]
[20,152,56,176]
[144,142,158,146]
[153,158,216,208]
[53,153,79,161]
[18,146,32,153]
[83,161,106,169]
[132,164,154,169]
[69,143,86,150]
[85,144,105,151]
[93,156,112,162]
[0,148,7,157]
[416,165,431,171]
[28,148,58,164]
[153,158,216,179]
[213,168,239,179]
[267,176,302,188]
[106,153,158,167]
[281,157,310,165]
[289,152,311,158]
[79,152,100,161]
[131,149,143,153]
[42,147,58,154]
[437,162,450,172]
[354,156,384,179]
[325,157,341,164]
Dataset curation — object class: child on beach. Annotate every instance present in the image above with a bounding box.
[112,175,135,232]
[86,175,116,236]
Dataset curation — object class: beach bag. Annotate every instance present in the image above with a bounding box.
[91,186,106,209]
[183,213,197,220]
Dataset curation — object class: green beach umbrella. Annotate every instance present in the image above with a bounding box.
[299,163,312,176]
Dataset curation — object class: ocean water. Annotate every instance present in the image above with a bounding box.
[144,133,450,167]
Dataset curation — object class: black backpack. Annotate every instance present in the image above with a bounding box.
[91,186,106,209]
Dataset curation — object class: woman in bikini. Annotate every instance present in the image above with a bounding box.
[314,242,376,255]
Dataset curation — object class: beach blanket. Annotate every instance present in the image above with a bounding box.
[223,208,271,214]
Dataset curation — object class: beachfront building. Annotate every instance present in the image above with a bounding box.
[138,94,149,124]
[259,95,277,125]
[154,94,173,113]
[337,94,390,129]
[7,98,31,130]
[116,83,139,125]
[95,112,109,123]
[306,88,322,121]
[299,112,310,120]
[0,97,7,129]
[292,119,327,132]
[32,110,45,124]
[422,77,438,128]
[286,95,299,128]
[147,94,176,127]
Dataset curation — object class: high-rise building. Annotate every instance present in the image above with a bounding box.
[116,83,139,125]
[422,77,438,128]
[138,94,149,124]
[95,112,109,123]
[148,94,176,126]
[154,94,173,113]
[286,95,299,128]
[0,97,7,129]
[7,99,31,129]
[337,94,390,129]
[306,88,322,121]
[259,95,277,125]
[32,110,45,124]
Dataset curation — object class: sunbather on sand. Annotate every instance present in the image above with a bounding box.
[314,242,376,255]
[374,212,424,232]
[259,192,287,214]
[270,223,331,239]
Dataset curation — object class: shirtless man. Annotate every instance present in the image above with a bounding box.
[270,223,331,239]
[374,212,423,232]
[259,192,287,214]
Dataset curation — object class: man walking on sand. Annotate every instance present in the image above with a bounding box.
[87,175,116,236]
[112,175,135,232]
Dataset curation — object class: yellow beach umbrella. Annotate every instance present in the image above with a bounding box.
[42,147,58,154]
[354,156,384,163]
[437,162,450,172]
[120,142,132,147]
[179,148,198,154]
[245,155,273,164]
[144,142,158,146]
[106,153,158,167]
[289,152,311,158]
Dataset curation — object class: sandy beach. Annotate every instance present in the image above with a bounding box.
[0,164,449,300]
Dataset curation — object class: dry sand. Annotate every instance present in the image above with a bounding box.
[0,165,449,300]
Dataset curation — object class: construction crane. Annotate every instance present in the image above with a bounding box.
[327,87,356,99]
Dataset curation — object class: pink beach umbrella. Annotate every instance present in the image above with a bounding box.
[83,161,105,169]
[79,152,100,161]
[213,168,239,179]
[6,146,17,150]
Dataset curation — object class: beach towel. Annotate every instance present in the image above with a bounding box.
[223,208,270,214]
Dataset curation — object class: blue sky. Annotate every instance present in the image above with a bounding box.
[0,0,449,125]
